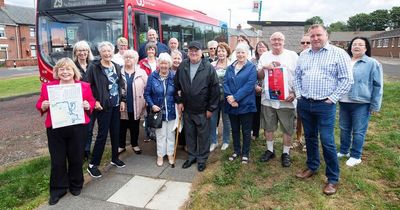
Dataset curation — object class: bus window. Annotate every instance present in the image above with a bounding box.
[127,6,134,49]
[38,9,123,66]
[134,12,161,48]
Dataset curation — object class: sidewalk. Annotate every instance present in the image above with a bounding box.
[38,149,197,210]
[373,56,400,65]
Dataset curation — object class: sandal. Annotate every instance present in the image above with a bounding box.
[241,156,249,164]
[228,153,239,161]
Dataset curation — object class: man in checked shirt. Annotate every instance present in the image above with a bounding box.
[294,24,353,196]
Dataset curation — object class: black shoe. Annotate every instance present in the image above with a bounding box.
[70,189,81,196]
[260,150,275,162]
[87,165,102,178]
[182,159,196,169]
[281,153,291,167]
[132,146,142,154]
[197,163,206,172]
[48,192,66,205]
[111,159,126,168]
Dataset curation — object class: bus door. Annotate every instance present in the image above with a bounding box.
[134,11,161,49]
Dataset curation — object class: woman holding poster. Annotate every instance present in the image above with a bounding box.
[36,58,95,205]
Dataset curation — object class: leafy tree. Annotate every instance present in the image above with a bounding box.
[390,6,400,29]
[305,16,324,32]
[347,13,374,31]
[370,9,389,30]
[328,21,348,32]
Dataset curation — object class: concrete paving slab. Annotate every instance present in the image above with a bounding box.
[110,154,168,178]
[39,195,141,210]
[159,159,198,183]
[146,181,191,210]
[107,176,166,208]
[81,172,132,201]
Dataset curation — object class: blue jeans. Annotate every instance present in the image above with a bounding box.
[339,102,371,159]
[229,113,253,157]
[209,101,231,145]
[90,106,120,166]
[298,98,339,184]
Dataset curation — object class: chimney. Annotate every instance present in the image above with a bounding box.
[237,24,242,30]
[0,0,4,8]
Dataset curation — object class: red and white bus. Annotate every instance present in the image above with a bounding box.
[36,0,228,82]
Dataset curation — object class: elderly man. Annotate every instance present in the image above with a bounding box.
[168,37,187,59]
[138,29,169,60]
[294,24,353,195]
[257,32,298,167]
[299,34,311,54]
[175,41,219,172]
[206,40,218,62]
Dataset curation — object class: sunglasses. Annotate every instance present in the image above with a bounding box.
[301,42,310,44]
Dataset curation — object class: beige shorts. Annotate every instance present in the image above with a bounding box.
[260,105,296,135]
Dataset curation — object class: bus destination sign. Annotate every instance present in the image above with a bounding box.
[52,0,107,8]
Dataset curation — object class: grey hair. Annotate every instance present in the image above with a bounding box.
[72,40,94,61]
[158,52,172,67]
[235,43,249,53]
[97,41,115,53]
[123,50,139,64]
[207,40,218,48]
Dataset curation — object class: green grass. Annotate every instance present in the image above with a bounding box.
[0,75,41,98]
[189,81,400,210]
[0,147,112,209]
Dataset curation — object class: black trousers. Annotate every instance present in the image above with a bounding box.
[252,95,261,138]
[46,124,86,197]
[184,112,210,164]
[119,112,140,148]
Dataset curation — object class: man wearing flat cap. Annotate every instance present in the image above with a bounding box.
[174,41,219,172]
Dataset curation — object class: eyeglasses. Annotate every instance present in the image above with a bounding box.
[301,42,310,45]
[352,44,365,47]
[124,57,135,59]
[209,47,216,50]
[77,49,88,52]
[58,67,73,72]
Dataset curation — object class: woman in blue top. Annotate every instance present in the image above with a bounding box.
[337,36,383,167]
[144,53,177,166]
[224,43,257,164]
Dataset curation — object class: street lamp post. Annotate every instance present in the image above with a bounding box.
[228,9,232,28]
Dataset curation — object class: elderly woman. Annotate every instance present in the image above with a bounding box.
[119,50,148,154]
[209,42,232,151]
[224,43,257,164]
[112,37,129,66]
[72,40,95,160]
[251,41,269,140]
[337,36,383,167]
[139,42,158,75]
[144,52,177,166]
[170,50,183,73]
[36,58,95,205]
[87,41,126,178]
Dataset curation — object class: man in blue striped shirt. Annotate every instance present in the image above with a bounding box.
[294,24,353,196]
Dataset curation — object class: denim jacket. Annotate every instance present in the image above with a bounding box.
[347,55,383,112]
[144,71,176,121]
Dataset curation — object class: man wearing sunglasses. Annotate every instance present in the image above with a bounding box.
[299,34,311,55]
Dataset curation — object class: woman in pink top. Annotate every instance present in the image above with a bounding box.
[36,58,95,205]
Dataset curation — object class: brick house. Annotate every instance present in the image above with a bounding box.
[0,0,36,67]
[247,21,306,53]
[370,28,400,58]
[329,31,383,49]
[228,24,262,53]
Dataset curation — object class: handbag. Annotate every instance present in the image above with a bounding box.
[147,110,163,128]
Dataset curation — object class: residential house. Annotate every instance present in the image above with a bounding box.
[329,31,383,49]
[370,28,400,58]
[228,24,262,54]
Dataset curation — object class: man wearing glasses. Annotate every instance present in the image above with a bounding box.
[299,34,311,55]
[206,40,218,63]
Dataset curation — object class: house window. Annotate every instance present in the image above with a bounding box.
[398,37,400,47]
[0,26,5,38]
[372,40,376,48]
[377,39,382,48]
[30,45,36,57]
[392,38,395,47]
[383,38,389,48]
[30,27,35,37]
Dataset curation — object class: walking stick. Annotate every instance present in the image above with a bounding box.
[171,114,181,168]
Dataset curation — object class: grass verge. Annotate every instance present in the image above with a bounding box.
[189,81,400,209]
[0,76,41,98]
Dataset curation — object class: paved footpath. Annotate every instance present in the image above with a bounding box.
[39,152,197,210]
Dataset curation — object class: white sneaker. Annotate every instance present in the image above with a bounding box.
[210,143,217,152]
[221,143,229,151]
[346,157,362,167]
[337,152,350,158]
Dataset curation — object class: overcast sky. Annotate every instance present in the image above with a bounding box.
[9,0,398,28]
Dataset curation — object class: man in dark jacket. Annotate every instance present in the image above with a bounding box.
[175,41,219,172]
[138,29,169,60]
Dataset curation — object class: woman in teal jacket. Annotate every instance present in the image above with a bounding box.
[337,36,383,167]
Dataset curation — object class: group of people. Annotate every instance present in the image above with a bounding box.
[36,24,383,205]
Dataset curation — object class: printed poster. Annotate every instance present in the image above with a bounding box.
[263,67,289,101]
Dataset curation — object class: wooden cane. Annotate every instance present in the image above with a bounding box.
[171,115,181,168]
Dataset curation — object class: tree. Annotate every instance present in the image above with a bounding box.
[370,9,390,30]
[347,13,374,31]
[305,16,324,32]
[328,21,348,32]
[390,6,400,29]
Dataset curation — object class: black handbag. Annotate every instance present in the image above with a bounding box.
[147,110,163,128]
